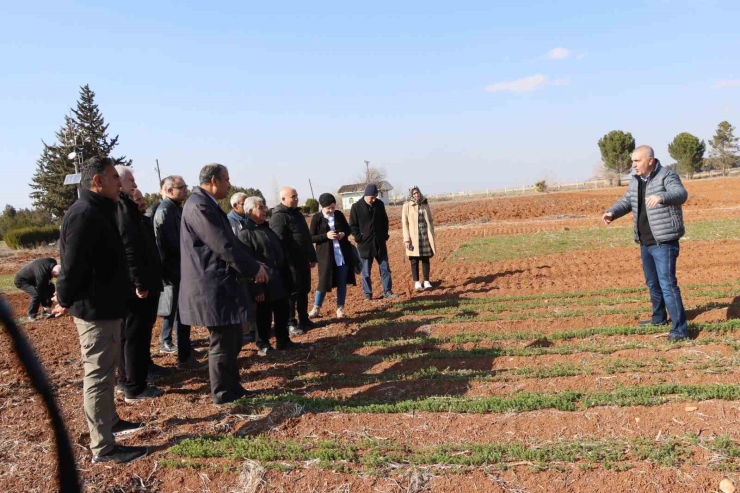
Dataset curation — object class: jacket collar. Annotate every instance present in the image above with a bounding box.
[163,196,183,208]
[633,160,663,182]
[273,203,300,215]
[80,189,117,213]
[245,218,268,230]
[193,186,225,215]
[228,209,248,223]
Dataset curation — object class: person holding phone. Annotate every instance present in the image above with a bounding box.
[402,186,436,291]
[308,193,356,319]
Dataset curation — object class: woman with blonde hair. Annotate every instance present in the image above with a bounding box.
[401,186,436,290]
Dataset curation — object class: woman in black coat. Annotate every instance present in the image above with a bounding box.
[308,193,356,319]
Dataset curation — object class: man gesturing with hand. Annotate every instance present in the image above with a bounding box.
[603,145,689,342]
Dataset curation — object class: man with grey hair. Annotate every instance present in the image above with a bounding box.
[154,175,200,366]
[14,258,61,321]
[227,192,249,234]
[113,165,165,403]
[603,145,689,342]
[179,164,268,405]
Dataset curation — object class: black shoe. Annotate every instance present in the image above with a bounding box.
[160,341,177,354]
[147,363,171,381]
[383,292,400,299]
[364,293,372,300]
[257,345,272,357]
[92,445,148,464]
[668,333,689,343]
[277,339,302,350]
[189,346,206,358]
[177,356,207,371]
[243,332,255,344]
[235,386,262,398]
[115,383,125,395]
[111,419,146,437]
[124,386,164,404]
[213,392,240,406]
[298,319,316,330]
[637,320,670,327]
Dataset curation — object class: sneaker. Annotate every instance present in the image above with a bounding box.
[115,383,125,395]
[383,292,400,300]
[423,281,433,290]
[336,307,345,319]
[308,306,321,318]
[638,320,670,327]
[177,356,207,371]
[160,341,177,354]
[289,325,304,336]
[26,316,37,323]
[364,293,372,301]
[92,445,148,464]
[257,345,272,357]
[124,386,164,404]
[668,333,689,343]
[277,339,303,350]
[414,281,423,291]
[111,419,146,437]
[43,312,55,319]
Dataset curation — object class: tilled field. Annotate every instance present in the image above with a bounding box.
[2,177,740,492]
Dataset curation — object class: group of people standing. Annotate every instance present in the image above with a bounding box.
[16,156,440,465]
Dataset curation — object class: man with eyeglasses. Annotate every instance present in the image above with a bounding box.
[154,175,202,368]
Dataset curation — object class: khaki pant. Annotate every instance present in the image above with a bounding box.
[74,318,122,456]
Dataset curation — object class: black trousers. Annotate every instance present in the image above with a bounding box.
[15,281,52,318]
[255,297,290,348]
[410,257,431,282]
[119,293,160,396]
[207,324,244,404]
[288,292,309,327]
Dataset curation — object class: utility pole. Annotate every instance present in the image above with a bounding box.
[154,159,162,187]
[308,179,315,200]
[364,160,370,183]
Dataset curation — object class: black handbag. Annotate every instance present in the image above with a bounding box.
[157,285,174,317]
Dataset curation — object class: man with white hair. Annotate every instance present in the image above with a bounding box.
[114,166,165,403]
[227,192,249,234]
[603,145,689,342]
[14,258,61,321]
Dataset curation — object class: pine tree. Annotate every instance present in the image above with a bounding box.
[30,85,131,217]
[709,121,739,175]
[598,130,635,186]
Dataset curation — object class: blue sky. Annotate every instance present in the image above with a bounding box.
[1,0,738,208]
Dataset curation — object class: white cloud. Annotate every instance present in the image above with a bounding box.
[547,47,571,60]
[485,74,569,93]
[713,79,740,89]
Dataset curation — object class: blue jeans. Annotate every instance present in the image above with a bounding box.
[361,255,392,296]
[640,241,688,338]
[314,263,349,307]
[160,303,192,363]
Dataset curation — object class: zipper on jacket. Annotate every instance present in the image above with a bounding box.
[642,172,661,246]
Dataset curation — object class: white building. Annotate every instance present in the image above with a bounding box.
[337,181,393,210]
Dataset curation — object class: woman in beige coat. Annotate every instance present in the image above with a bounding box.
[401,186,436,290]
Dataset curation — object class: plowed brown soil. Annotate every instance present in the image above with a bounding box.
[2,176,740,492]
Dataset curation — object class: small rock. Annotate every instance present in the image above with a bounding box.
[685,406,698,412]
[635,418,640,423]
[720,478,735,493]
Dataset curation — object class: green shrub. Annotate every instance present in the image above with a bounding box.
[535,180,548,193]
[4,225,60,250]
[304,198,319,214]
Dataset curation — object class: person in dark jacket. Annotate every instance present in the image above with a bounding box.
[237,196,300,355]
[179,164,268,405]
[53,156,148,464]
[269,187,318,333]
[114,167,165,403]
[603,145,689,342]
[308,193,356,319]
[154,175,202,366]
[349,184,399,300]
[14,257,61,321]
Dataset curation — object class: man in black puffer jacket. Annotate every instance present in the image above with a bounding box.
[603,145,689,342]
[54,156,149,464]
[237,196,301,355]
[269,187,317,334]
[114,166,165,404]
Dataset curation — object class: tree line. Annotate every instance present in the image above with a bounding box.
[598,122,739,182]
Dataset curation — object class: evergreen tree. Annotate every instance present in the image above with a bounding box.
[668,132,705,179]
[598,130,635,186]
[30,85,130,218]
[709,121,739,175]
